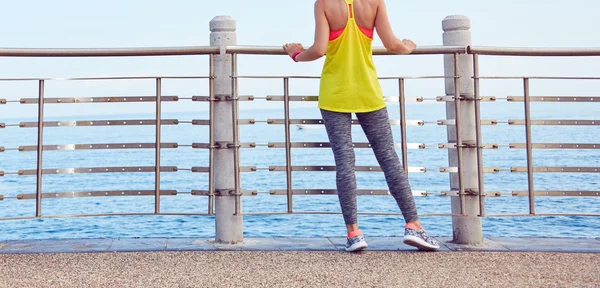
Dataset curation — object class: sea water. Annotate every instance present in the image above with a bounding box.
[0,101,598,240]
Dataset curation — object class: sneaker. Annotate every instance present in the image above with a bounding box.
[403,225,440,251]
[345,233,368,252]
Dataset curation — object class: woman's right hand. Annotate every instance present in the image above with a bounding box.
[401,39,417,53]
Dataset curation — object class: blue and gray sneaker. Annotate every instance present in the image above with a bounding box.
[403,226,440,251]
[345,234,368,252]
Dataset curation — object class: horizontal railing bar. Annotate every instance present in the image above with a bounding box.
[476,76,600,80]
[234,76,320,79]
[233,76,455,80]
[191,166,257,173]
[440,167,500,173]
[436,96,497,102]
[269,119,425,126]
[16,143,178,151]
[438,143,499,149]
[2,213,594,221]
[438,119,497,125]
[19,96,179,104]
[482,214,600,217]
[0,46,220,57]
[2,45,597,58]
[468,46,600,56]
[507,96,600,102]
[226,45,467,55]
[0,213,214,221]
[0,76,210,81]
[508,120,598,126]
[269,189,428,197]
[510,143,600,149]
[15,190,178,200]
[16,166,178,176]
[267,142,426,149]
[18,119,179,128]
[378,76,451,79]
[440,191,503,197]
[268,166,427,173]
[192,95,254,102]
[192,119,255,125]
[191,190,257,196]
[266,96,425,103]
[240,212,458,216]
[512,191,600,197]
[192,142,256,149]
[511,167,599,173]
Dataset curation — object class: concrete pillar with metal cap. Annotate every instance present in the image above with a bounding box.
[210,16,244,244]
[442,15,483,245]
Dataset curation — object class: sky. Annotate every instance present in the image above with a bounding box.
[0,0,599,119]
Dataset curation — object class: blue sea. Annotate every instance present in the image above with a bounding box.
[0,101,598,241]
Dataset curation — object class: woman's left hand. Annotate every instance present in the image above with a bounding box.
[283,43,305,58]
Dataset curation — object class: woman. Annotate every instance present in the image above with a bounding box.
[283,0,440,252]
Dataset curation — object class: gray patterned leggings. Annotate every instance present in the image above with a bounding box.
[320,107,419,225]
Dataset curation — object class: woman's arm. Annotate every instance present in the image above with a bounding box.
[374,0,416,54]
[283,0,329,62]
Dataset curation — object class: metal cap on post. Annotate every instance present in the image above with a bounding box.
[210,16,243,244]
[442,15,483,245]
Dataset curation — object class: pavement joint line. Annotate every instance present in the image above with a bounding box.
[106,239,115,251]
[325,237,336,249]
[486,236,511,251]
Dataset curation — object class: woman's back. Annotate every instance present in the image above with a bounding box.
[322,0,378,31]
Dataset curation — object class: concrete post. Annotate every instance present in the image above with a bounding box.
[442,15,483,245]
[210,16,243,244]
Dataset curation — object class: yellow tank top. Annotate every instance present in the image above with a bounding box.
[318,0,386,113]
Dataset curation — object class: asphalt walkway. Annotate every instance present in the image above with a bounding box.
[0,237,598,287]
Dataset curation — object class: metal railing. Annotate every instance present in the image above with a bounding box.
[468,46,600,217]
[0,45,598,224]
